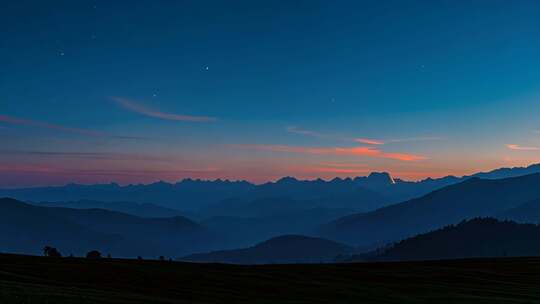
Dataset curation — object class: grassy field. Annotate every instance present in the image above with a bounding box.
[1,254,540,303]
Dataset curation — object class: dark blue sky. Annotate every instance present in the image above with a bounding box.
[1,0,540,186]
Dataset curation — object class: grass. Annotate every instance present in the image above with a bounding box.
[1,253,540,303]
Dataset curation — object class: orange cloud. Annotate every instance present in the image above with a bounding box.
[354,138,384,145]
[233,144,426,161]
[506,144,540,151]
[111,97,217,122]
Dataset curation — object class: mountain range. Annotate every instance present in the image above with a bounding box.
[3,164,539,215]
[320,173,540,247]
[2,164,540,261]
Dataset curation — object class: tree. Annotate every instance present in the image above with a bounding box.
[86,250,102,259]
[43,246,62,257]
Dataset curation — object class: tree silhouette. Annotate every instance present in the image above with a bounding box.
[86,250,102,259]
[43,246,62,257]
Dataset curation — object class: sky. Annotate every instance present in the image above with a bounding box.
[1,0,540,187]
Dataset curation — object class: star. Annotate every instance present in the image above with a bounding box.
[59,51,65,56]
[204,66,209,71]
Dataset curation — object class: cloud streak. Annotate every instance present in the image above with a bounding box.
[233,144,426,161]
[354,138,384,145]
[0,114,146,140]
[111,97,217,122]
[0,114,105,137]
[287,126,440,145]
[0,150,169,162]
[506,144,540,151]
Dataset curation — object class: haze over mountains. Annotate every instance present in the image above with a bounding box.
[2,164,539,214]
[320,173,540,247]
[2,164,540,262]
[0,198,215,257]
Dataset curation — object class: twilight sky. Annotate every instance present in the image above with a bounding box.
[1,0,540,187]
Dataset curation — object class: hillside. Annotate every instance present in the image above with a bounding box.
[33,200,188,218]
[320,173,540,247]
[498,198,540,223]
[0,198,212,257]
[1,254,540,303]
[362,218,540,261]
[182,235,353,264]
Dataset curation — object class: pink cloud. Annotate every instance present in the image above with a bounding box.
[111,97,217,122]
[354,138,384,145]
[233,144,426,161]
[506,144,540,151]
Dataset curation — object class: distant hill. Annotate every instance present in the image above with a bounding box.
[32,200,189,218]
[320,173,540,247]
[0,198,212,257]
[201,207,353,250]
[359,218,540,261]
[182,235,353,264]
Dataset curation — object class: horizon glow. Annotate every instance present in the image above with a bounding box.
[1,1,540,187]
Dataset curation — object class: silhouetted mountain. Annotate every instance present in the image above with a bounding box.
[320,173,540,247]
[0,180,255,211]
[0,197,213,257]
[472,164,540,179]
[182,235,353,264]
[32,200,190,218]
[498,198,540,224]
[0,198,119,256]
[2,164,539,214]
[378,163,540,203]
[357,218,540,261]
[354,172,395,190]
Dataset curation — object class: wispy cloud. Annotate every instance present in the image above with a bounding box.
[0,150,169,162]
[111,97,217,122]
[506,144,540,151]
[286,126,333,139]
[306,163,370,174]
[354,138,384,145]
[385,137,442,143]
[0,114,105,137]
[233,144,426,161]
[0,114,146,140]
[287,126,440,145]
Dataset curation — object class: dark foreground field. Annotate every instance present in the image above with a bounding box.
[1,254,540,303]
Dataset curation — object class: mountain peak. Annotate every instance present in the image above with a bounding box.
[367,172,395,184]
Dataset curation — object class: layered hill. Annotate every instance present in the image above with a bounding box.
[0,198,212,257]
[182,235,353,264]
[362,218,540,261]
[320,173,540,247]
